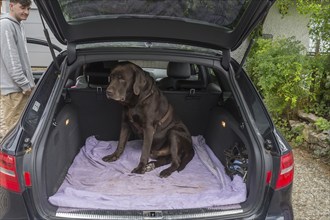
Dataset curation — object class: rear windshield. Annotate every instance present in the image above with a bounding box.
[57,0,251,29]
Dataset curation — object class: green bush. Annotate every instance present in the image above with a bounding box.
[314,117,330,132]
[305,54,330,119]
[275,118,305,148]
[246,37,313,122]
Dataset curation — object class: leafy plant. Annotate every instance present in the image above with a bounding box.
[314,117,330,132]
[246,37,313,122]
[275,0,295,16]
[275,118,305,148]
[305,96,330,119]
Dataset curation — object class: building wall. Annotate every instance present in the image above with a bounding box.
[263,5,310,49]
[232,4,310,63]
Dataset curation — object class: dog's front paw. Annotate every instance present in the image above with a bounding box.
[102,154,119,162]
[131,163,146,174]
[159,168,174,178]
[144,162,156,172]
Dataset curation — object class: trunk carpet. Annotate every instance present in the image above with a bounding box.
[49,135,246,210]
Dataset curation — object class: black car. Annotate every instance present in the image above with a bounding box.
[0,0,294,219]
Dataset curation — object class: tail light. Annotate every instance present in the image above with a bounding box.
[275,151,294,189]
[0,151,21,192]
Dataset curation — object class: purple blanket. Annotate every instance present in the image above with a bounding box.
[49,136,246,210]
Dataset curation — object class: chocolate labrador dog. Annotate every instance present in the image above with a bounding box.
[102,61,194,177]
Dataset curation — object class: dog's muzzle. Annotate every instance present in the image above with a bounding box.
[106,90,113,99]
[106,90,125,102]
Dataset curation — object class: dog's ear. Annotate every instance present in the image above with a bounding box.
[133,65,147,95]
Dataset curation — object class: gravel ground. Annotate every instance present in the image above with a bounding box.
[292,148,330,220]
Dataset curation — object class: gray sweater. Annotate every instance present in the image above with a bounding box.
[0,14,35,95]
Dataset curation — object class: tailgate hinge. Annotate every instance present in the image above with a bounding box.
[24,138,32,154]
[264,139,273,151]
[221,49,231,71]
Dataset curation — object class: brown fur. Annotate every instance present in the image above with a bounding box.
[102,61,194,177]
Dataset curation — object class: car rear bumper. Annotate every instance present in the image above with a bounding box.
[1,184,293,220]
[266,184,294,220]
[0,187,29,219]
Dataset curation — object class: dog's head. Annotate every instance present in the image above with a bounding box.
[106,61,147,103]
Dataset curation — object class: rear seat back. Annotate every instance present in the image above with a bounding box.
[64,86,221,139]
[157,62,222,135]
[64,88,123,141]
[163,90,221,136]
[158,62,211,92]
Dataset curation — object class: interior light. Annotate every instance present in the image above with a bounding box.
[221,121,226,128]
[65,119,70,126]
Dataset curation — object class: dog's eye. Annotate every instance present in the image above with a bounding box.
[110,74,119,80]
[110,74,124,82]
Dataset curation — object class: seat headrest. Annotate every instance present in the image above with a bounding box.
[86,72,110,87]
[85,61,117,73]
[84,62,112,88]
[167,62,190,78]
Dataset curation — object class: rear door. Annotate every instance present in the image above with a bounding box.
[34,0,276,51]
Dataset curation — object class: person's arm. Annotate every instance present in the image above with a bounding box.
[1,21,32,92]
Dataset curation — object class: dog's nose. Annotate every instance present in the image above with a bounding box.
[106,89,114,98]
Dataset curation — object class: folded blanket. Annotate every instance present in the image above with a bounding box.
[49,135,246,210]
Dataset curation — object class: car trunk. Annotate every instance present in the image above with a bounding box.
[32,57,265,219]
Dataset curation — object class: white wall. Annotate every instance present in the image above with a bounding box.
[263,5,310,49]
[233,4,310,63]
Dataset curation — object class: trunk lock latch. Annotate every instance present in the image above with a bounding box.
[143,211,163,219]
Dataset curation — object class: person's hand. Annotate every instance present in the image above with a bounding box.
[22,88,32,96]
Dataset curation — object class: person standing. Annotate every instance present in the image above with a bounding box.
[0,0,34,138]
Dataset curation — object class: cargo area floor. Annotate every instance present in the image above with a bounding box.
[49,135,246,210]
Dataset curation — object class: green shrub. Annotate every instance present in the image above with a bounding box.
[314,117,330,132]
[305,54,330,119]
[275,118,304,148]
[246,37,313,122]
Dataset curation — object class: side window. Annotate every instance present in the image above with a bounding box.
[207,67,219,85]
[22,39,63,137]
[23,68,58,137]
[236,70,273,136]
[22,38,63,137]
[190,64,199,80]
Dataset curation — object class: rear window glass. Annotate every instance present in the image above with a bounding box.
[57,0,251,29]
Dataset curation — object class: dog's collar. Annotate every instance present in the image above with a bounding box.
[158,105,173,127]
[140,89,154,103]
